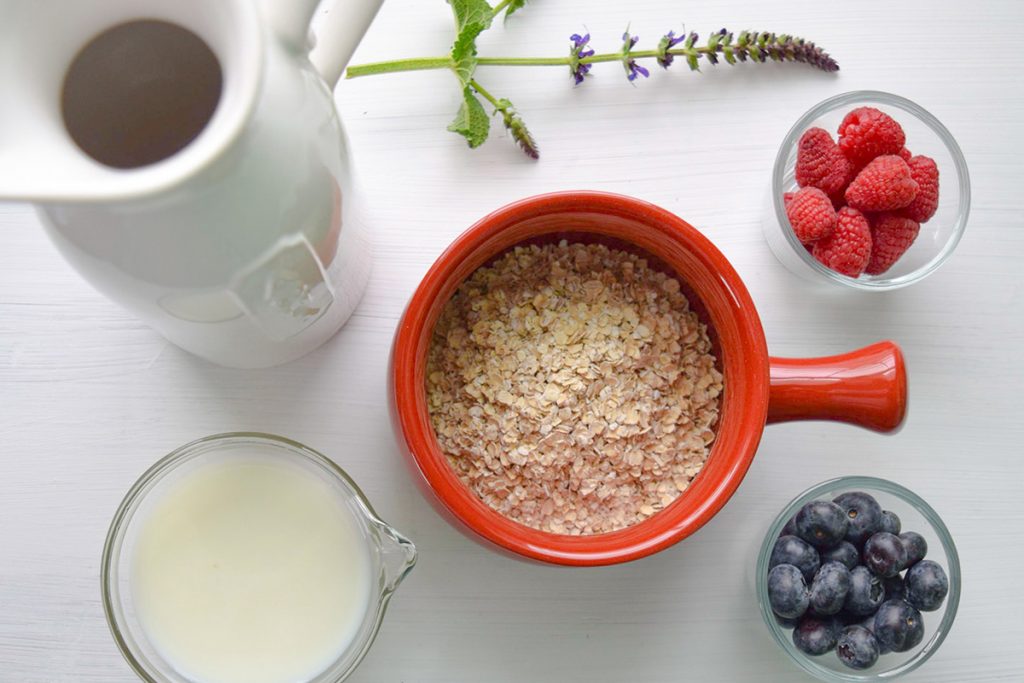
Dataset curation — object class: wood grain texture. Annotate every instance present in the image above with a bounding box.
[2,1,1023,681]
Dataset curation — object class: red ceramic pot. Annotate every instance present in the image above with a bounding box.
[389,192,907,566]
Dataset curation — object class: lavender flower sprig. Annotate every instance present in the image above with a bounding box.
[656,30,686,69]
[569,33,595,85]
[621,31,650,82]
[346,1,839,159]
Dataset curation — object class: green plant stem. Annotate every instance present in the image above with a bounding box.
[347,48,712,79]
[479,51,662,66]
[467,79,501,108]
[490,0,515,17]
[346,57,452,77]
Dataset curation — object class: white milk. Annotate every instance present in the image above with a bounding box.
[131,456,373,683]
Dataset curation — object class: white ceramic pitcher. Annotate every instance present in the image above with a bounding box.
[0,0,383,368]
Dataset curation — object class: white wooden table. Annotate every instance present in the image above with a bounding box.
[3,1,1023,681]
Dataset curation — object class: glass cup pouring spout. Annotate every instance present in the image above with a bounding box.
[369,518,418,596]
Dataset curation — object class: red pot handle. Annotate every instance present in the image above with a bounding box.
[767,341,907,433]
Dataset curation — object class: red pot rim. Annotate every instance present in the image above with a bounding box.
[391,191,770,565]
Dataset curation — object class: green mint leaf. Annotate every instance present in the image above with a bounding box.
[505,0,528,18]
[451,37,479,85]
[447,87,490,148]
[448,0,494,86]
[449,0,493,30]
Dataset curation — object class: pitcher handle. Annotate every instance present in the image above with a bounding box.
[310,0,385,87]
[262,0,384,88]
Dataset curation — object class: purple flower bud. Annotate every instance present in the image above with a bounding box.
[657,29,686,68]
[620,30,649,82]
[627,61,650,81]
[569,32,595,85]
[572,62,593,85]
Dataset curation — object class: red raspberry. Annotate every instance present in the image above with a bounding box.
[845,155,919,212]
[866,213,920,275]
[785,187,837,243]
[783,191,796,206]
[812,207,872,277]
[838,107,906,167]
[900,155,939,223]
[897,147,912,161]
[795,127,853,200]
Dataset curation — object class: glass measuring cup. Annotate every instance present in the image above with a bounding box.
[101,432,416,683]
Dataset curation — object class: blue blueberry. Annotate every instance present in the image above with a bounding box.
[879,510,901,535]
[899,531,928,567]
[768,564,810,620]
[781,514,798,537]
[882,574,906,601]
[844,566,885,616]
[835,609,866,626]
[793,615,839,655]
[809,561,852,616]
[855,614,892,654]
[775,613,800,630]
[863,532,908,578]
[795,500,849,548]
[770,535,820,582]
[821,541,859,570]
[905,560,949,612]
[873,599,924,652]
[836,625,880,670]
[833,491,883,547]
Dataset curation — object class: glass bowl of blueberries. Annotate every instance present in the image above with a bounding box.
[756,476,960,681]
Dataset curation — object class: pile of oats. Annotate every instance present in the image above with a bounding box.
[426,241,723,535]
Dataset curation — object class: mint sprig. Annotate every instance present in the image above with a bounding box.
[447,0,496,148]
[447,86,490,148]
[348,4,839,158]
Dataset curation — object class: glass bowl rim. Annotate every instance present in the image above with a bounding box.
[755,475,961,681]
[100,431,411,683]
[771,90,971,291]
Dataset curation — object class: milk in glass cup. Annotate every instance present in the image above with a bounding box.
[102,433,416,683]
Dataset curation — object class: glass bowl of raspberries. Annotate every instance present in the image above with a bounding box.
[764,91,970,289]
[756,476,961,681]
